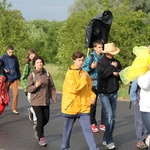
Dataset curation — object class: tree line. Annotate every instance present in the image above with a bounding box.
[0,0,150,76]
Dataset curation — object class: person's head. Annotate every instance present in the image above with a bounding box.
[6,45,14,57]
[102,43,120,59]
[26,49,38,63]
[72,51,85,69]
[32,56,45,70]
[93,40,103,55]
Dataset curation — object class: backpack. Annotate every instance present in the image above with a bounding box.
[32,70,49,82]
[0,76,10,115]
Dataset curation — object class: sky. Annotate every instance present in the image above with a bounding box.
[6,0,74,21]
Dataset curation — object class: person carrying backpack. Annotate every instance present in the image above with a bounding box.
[27,56,57,147]
[82,40,105,133]
[21,49,38,124]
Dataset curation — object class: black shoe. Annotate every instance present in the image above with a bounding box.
[28,108,33,121]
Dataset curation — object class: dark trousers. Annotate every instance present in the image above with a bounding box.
[32,105,50,139]
[90,87,105,125]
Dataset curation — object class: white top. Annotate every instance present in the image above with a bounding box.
[138,70,150,112]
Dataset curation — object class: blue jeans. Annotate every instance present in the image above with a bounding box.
[61,115,99,150]
[141,112,150,135]
[99,93,117,144]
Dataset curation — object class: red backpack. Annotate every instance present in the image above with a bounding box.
[0,75,10,115]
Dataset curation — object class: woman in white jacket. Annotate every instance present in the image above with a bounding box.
[138,70,150,147]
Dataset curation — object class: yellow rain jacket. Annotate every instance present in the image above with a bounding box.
[61,65,96,116]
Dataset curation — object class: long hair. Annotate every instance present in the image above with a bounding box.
[26,49,38,63]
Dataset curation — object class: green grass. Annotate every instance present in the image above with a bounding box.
[44,64,130,100]
[118,85,130,100]
[44,63,63,92]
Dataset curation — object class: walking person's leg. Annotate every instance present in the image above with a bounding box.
[99,93,117,149]
[61,117,76,150]
[100,104,105,131]
[32,106,47,146]
[32,106,44,138]
[79,115,99,150]
[134,102,148,148]
[42,105,49,126]
[108,93,117,143]
[10,80,19,113]
[141,112,150,149]
[90,88,99,133]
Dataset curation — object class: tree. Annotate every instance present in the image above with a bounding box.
[0,0,30,68]
[57,0,150,75]
[109,7,150,68]
[26,20,62,63]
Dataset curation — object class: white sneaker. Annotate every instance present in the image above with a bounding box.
[102,141,106,146]
[106,142,116,149]
[145,135,150,147]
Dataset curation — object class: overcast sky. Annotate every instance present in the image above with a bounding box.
[6,0,74,21]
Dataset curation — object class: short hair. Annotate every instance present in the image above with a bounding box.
[72,51,85,60]
[32,56,45,65]
[7,45,14,50]
[93,40,103,47]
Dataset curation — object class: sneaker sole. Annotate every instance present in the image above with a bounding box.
[39,143,47,147]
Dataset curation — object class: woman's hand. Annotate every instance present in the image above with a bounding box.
[35,79,42,87]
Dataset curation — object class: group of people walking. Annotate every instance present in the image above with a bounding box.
[1,42,150,150]
[61,41,122,150]
[0,46,57,147]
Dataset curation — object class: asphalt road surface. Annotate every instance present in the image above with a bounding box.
[0,89,142,150]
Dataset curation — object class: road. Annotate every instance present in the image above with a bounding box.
[0,89,140,150]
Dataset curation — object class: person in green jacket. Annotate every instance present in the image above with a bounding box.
[21,49,38,124]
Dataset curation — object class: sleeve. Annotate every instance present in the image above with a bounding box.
[138,71,150,90]
[82,55,93,73]
[63,71,87,94]
[97,60,116,79]
[21,64,29,92]
[16,57,21,79]
[87,74,96,99]
[48,72,57,103]
[26,73,37,93]
[129,79,138,102]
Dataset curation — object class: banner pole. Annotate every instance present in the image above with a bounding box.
[87,48,90,57]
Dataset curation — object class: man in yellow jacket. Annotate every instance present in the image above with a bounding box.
[61,51,99,150]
